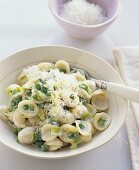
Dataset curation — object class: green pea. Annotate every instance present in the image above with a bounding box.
[98,118,107,127]
[23,104,29,110]
[29,105,34,111]
[79,123,85,129]
[67,132,80,143]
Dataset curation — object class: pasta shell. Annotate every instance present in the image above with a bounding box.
[83,80,96,92]
[41,124,60,142]
[80,133,92,143]
[6,84,21,96]
[75,120,91,136]
[91,89,108,111]
[94,112,111,131]
[49,108,75,125]
[55,60,70,73]
[85,103,97,117]
[78,88,91,100]
[59,124,78,143]
[0,105,8,122]
[18,127,34,144]
[62,92,79,107]
[13,109,26,128]
[46,138,63,151]
[72,105,88,119]
[73,72,86,81]
[38,62,54,71]
[18,73,28,85]
[18,100,38,118]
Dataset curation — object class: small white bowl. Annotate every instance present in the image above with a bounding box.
[0,46,127,159]
[48,0,122,39]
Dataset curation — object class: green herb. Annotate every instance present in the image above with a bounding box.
[79,83,89,92]
[23,104,29,110]
[41,144,49,152]
[79,123,85,129]
[34,128,44,148]
[70,94,75,100]
[35,83,42,90]
[98,118,107,127]
[48,117,60,126]
[41,86,48,94]
[10,96,22,111]
[15,127,23,135]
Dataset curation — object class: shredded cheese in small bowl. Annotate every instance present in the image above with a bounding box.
[60,0,107,25]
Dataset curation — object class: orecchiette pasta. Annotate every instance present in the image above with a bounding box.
[94,112,111,131]
[55,60,70,73]
[0,105,9,122]
[13,109,26,128]
[73,72,86,81]
[18,127,34,144]
[91,89,108,111]
[41,124,60,142]
[18,73,28,85]
[0,60,111,152]
[75,120,91,136]
[46,138,63,151]
[18,100,38,118]
[7,84,21,96]
[38,62,54,71]
[80,133,92,143]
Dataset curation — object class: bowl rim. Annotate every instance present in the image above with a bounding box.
[0,45,128,159]
[48,0,122,28]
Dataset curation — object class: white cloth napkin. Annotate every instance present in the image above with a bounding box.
[113,46,139,170]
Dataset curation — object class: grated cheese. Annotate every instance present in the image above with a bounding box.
[60,0,107,25]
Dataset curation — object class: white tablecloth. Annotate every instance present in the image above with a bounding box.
[0,0,138,169]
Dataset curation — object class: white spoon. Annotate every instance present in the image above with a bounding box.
[72,68,139,103]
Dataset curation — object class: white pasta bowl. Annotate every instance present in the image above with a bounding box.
[0,46,127,159]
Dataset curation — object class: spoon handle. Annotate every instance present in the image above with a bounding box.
[107,82,139,103]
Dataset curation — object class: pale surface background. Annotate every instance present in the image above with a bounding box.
[0,0,138,169]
